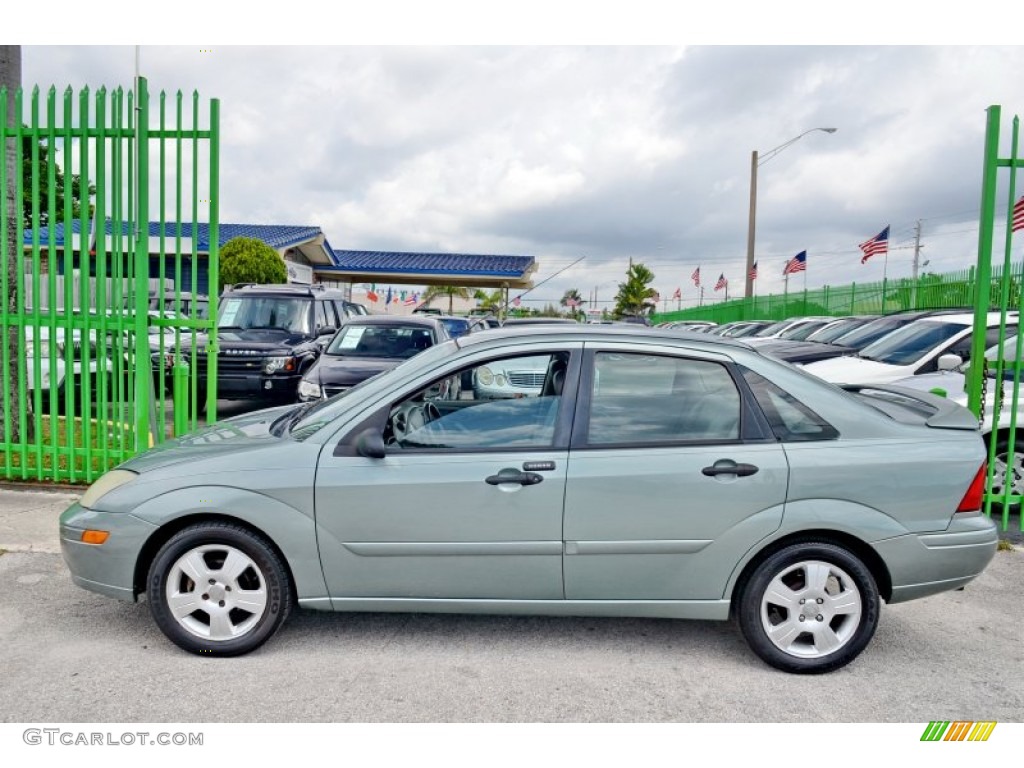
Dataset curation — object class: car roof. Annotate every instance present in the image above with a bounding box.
[342,315,442,328]
[222,283,347,299]
[456,323,751,350]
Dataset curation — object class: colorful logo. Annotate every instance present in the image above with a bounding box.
[921,721,997,741]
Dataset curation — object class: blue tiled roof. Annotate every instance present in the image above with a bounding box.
[23,220,326,252]
[326,250,535,278]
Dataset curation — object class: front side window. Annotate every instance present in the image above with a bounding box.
[218,297,312,335]
[585,353,741,445]
[385,351,570,451]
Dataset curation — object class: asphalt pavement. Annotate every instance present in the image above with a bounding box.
[0,484,1021,723]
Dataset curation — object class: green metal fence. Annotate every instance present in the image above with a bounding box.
[1,77,219,484]
[966,105,1023,531]
[652,266,990,325]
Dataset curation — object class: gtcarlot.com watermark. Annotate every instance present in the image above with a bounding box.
[23,729,203,747]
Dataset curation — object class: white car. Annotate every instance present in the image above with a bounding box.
[742,316,833,345]
[801,311,1017,386]
[26,320,126,413]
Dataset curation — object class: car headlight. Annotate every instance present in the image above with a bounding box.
[80,469,138,509]
[263,356,296,374]
[477,366,494,386]
[495,374,506,386]
[298,379,322,399]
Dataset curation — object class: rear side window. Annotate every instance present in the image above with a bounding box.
[586,353,741,444]
[740,368,839,442]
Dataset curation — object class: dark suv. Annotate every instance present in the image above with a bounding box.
[190,283,365,404]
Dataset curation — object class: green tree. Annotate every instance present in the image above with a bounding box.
[474,287,505,312]
[560,288,585,320]
[21,136,95,228]
[613,262,658,318]
[219,236,287,287]
[421,284,470,314]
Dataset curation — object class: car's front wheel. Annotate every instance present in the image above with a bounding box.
[737,542,879,674]
[147,522,292,656]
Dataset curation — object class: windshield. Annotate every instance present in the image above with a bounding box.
[218,296,311,334]
[752,320,790,338]
[806,318,864,344]
[326,324,434,359]
[288,340,458,438]
[778,321,829,341]
[830,316,911,350]
[858,320,969,365]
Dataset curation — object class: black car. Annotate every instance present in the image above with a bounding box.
[757,310,947,365]
[183,283,359,405]
[297,315,449,401]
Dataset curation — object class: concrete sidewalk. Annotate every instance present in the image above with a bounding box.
[0,485,80,554]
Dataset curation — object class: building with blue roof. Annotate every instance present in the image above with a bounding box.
[23,219,538,301]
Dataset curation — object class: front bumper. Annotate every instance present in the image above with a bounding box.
[59,502,159,601]
[874,514,1000,603]
[211,372,303,400]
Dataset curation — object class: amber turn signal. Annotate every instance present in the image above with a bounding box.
[81,530,110,545]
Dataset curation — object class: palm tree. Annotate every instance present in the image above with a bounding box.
[474,288,505,312]
[1,45,20,443]
[559,288,585,320]
[613,262,658,318]
[421,284,471,314]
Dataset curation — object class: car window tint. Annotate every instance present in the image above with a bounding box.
[586,353,740,444]
[740,368,839,441]
[315,301,329,331]
[858,321,969,365]
[386,351,569,451]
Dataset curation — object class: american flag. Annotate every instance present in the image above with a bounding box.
[404,292,417,306]
[783,251,807,275]
[512,296,521,307]
[859,226,889,264]
[748,261,758,281]
[714,273,728,292]
[1013,196,1024,232]
[671,287,681,300]
[565,297,579,308]
[691,267,701,287]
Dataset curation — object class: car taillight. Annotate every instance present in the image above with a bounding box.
[956,462,987,513]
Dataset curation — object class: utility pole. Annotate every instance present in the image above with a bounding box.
[910,219,923,309]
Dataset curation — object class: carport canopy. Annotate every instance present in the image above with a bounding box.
[314,250,538,289]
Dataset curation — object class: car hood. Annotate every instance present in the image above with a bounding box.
[308,355,403,386]
[119,403,296,474]
[801,355,907,385]
[757,340,855,364]
[184,330,312,352]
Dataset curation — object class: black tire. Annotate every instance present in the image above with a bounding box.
[147,522,292,656]
[737,542,879,674]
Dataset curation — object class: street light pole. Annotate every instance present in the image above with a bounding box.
[743,127,837,299]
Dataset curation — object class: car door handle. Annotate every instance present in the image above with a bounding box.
[485,470,544,486]
[701,462,759,477]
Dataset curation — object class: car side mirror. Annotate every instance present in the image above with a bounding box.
[937,353,963,371]
[317,326,337,337]
[355,427,386,459]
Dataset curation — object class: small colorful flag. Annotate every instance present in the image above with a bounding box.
[404,292,417,306]
[671,287,681,300]
[366,289,379,303]
[512,296,521,307]
[691,267,701,287]
[714,273,728,292]
[566,297,579,308]
[748,262,758,281]
[859,226,889,264]
[1012,196,1024,232]
[783,251,807,275]
[385,286,393,305]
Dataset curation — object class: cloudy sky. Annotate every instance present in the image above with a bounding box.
[16,28,1024,312]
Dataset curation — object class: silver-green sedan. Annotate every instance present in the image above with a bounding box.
[60,325,999,673]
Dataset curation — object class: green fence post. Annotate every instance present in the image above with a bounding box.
[133,77,152,452]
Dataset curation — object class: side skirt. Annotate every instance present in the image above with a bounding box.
[297,597,731,621]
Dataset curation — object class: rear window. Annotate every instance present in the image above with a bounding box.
[740,368,839,441]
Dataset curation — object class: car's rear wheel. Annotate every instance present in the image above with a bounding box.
[989,434,1023,512]
[147,522,292,656]
[737,542,879,674]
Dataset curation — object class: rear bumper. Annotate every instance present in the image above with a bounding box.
[874,514,1000,603]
